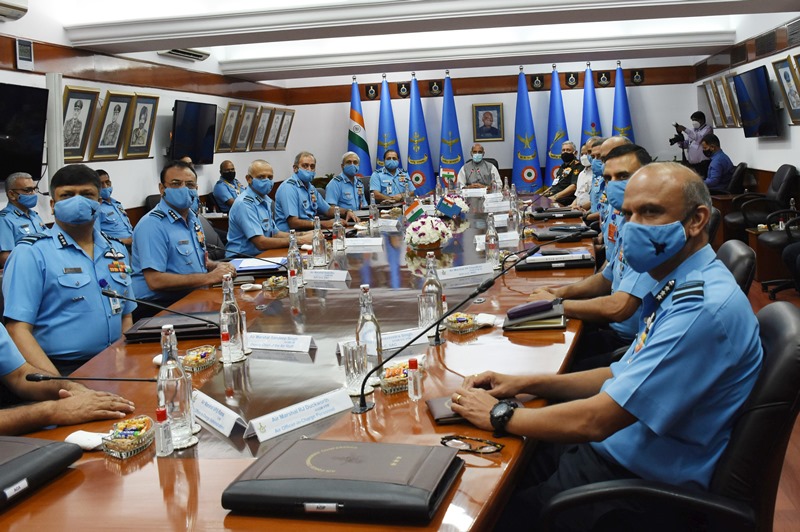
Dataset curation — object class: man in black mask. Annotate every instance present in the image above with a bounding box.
[544,141,582,206]
[212,160,243,213]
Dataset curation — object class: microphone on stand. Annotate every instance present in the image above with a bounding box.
[99,281,218,329]
[352,229,588,414]
[205,244,288,271]
[26,373,157,383]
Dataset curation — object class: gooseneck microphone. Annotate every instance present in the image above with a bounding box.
[352,229,587,414]
[99,281,218,328]
[205,244,288,270]
[26,373,157,383]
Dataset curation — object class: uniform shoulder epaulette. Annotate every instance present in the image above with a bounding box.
[149,209,166,219]
[0,211,6,217]
[332,174,345,182]
[101,231,125,244]
[243,195,256,204]
[18,233,48,245]
[672,280,705,302]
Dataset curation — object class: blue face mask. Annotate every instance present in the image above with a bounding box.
[53,195,99,225]
[296,169,315,185]
[17,193,38,209]
[250,177,274,196]
[592,159,604,177]
[472,153,483,164]
[163,186,193,210]
[342,164,358,178]
[100,187,113,200]
[384,159,399,171]
[606,180,628,211]
[622,220,687,273]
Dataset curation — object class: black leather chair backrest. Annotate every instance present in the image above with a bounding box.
[198,215,226,260]
[728,162,748,194]
[715,239,755,293]
[709,302,800,531]
[766,164,799,207]
[484,157,500,171]
[144,194,160,211]
[708,207,721,244]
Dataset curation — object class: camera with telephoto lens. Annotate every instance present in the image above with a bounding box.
[669,133,683,146]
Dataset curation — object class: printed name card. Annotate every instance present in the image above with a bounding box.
[460,187,486,198]
[475,231,520,250]
[247,332,313,353]
[422,204,437,215]
[483,192,503,202]
[381,328,430,350]
[436,262,494,280]
[303,269,351,282]
[244,388,353,442]
[494,213,509,226]
[484,201,511,213]
[193,390,246,437]
[378,218,400,231]
[344,237,384,248]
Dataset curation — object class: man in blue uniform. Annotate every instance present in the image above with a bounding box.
[530,145,655,365]
[212,160,243,213]
[0,172,48,268]
[700,133,734,192]
[325,151,367,211]
[3,165,137,376]
[0,323,135,435]
[96,169,133,247]
[226,159,312,258]
[452,162,762,530]
[131,160,236,318]
[369,149,415,203]
[274,151,359,231]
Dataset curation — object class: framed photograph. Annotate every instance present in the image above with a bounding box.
[90,91,134,160]
[233,104,258,152]
[274,109,295,151]
[216,102,242,152]
[473,103,504,141]
[723,73,742,127]
[264,108,285,151]
[714,77,737,128]
[62,86,100,161]
[123,93,159,158]
[703,80,725,128]
[772,56,800,125]
[250,106,272,151]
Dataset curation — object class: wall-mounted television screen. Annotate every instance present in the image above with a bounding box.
[170,100,217,164]
[733,66,780,138]
[0,83,49,181]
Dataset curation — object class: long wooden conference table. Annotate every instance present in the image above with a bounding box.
[3,199,596,531]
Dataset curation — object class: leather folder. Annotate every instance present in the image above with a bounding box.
[502,304,566,330]
[222,438,464,523]
[0,436,82,509]
[124,312,220,343]
[531,209,584,220]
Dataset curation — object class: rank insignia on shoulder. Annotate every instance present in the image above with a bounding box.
[673,280,705,302]
[19,233,47,245]
[150,210,166,219]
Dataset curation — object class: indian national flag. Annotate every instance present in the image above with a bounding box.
[405,200,425,223]
[440,168,456,188]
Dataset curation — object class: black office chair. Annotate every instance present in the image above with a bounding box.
[708,207,721,244]
[484,157,500,171]
[715,239,756,294]
[723,164,799,242]
[727,162,749,195]
[540,301,800,532]
[144,194,160,211]
[759,212,800,299]
[199,215,226,260]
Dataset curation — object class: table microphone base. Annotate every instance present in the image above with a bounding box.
[351,402,375,414]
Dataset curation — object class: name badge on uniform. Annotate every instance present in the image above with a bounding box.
[63,267,83,274]
[608,222,618,243]
[110,296,122,315]
[20,224,30,234]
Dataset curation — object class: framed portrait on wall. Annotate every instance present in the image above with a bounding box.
[703,80,725,128]
[772,55,800,125]
[472,103,503,141]
[722,73,741,127]
[274,109,295,151]
[90,91,134,160]
[250,106,272,151]
[123,93,159,158]
[264,108,285,151]
[714,77,738,128]
[63,86,100,162]
[216,102,242,152]
[234,104,258,152]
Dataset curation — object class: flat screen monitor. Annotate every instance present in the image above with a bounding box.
[733,66,780,138]
[170,100,216,164]
[0,83,49,181]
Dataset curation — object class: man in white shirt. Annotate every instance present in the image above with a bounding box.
[457,144,502,189]
[571,137,604,211]
[675,111,713,178]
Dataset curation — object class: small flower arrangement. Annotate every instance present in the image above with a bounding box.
[405,215,452,249]
[404,249,455,277]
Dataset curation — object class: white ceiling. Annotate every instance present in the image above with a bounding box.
[30,0,800,87]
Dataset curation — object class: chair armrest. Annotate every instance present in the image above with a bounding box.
[765,209,800,228]
[539,479,755,532]
[732,193,764,210]
[741,198,781,227]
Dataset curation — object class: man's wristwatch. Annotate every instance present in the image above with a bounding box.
[489,400,518,436]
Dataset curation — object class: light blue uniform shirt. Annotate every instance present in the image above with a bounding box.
[2,228,136,363]
[369,168,415,197]
[0,204,48,252]
[131,199,207,301]
[274,174,331,232]
[592,245,762,490]
[0,323,25,377]
[226,187,280,258]
[212,178,244,213]
[325,173,367,211]
[98,197,133,240]
[601,237,657,340]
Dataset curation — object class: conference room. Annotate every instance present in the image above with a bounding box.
[0,1,800,530]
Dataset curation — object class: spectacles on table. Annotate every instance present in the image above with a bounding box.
[440,435,504,454]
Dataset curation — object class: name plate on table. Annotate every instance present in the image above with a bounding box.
[193,390,246,437]
[422,204,437,215]
[243,388,353,442]
[337,328,429,356]
[378,218,400,231]
[494,213,509,227]
[484,201,511,213]
[304,279,350,291]
[436,262,494,280]
[461,187,486,198]
[475,231,520,250]
[483,192,503,202]
[303,269,351,282]
[344,237,384,251]
[247,332,313,353]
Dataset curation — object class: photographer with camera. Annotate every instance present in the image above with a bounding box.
[672,111,713,178]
